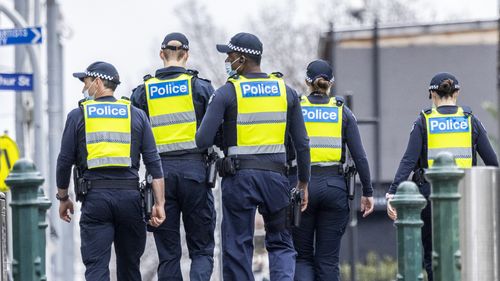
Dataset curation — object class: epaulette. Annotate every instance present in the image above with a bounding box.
[271,72,283,78]
[188,69,212,83]
[143,74,153,82]
[422,107,433,115]
[462,106,473,116]
[334,96,344,106]
[78,98,87,108]
[186,69,199,77]
[121,96,130,101]
[227,73,239,80]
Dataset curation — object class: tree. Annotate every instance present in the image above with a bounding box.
[174,0,227,87]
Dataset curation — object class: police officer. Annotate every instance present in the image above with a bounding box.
[56,61,166,281]
[386,72,499,281]
[130,32,216,281]
[290,60,374,281]
[195,32,311,281]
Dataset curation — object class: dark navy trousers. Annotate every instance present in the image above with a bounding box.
[80,188,146,281]
[221,169,296,281]
[291,171,349,281]
[149,159,215,281]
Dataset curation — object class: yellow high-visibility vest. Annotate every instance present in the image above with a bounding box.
[82,99,132,169]
[228,74,288,155]
[424,107,473,168]
[301,96,343,164]
[145,73,197,153]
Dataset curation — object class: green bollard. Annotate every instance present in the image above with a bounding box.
[5,159,44,281]
[425,152,464,281]
[391,181,427,281]
[37,187,51,281]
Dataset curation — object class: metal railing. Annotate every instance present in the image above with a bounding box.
[393,152,500,281]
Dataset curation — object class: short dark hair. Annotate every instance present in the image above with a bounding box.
[246,54,261,65]
[92,77,118,91]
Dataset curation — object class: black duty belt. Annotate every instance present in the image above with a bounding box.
[235,159,286,174]
[311,165,344,175]
[88,179,139,190]
[160,153,206,161]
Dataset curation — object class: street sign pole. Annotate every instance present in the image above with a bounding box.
[0,2,47,175]
[0,0,45,206]
[47,0,74,280]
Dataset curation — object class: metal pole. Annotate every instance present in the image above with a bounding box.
[391,181,426,281]
[344,94,358,281]
[14,0,28,158]
[372,18,381,190]
[47,1,74,280]
[321,22,336,97]
[497,0,500,151]
[34,0,40,26]
[329,22,337,83]
[5,159,45,281]
[459,167,500,281]
[425,152,464,281]
[6,1,45,185]
[0,192,6,281]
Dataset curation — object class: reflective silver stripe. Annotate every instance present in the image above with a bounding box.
[237,112,287,125]
[87,157,131,168]
[86,132,131,144]
[310,137,342,149]
[311,161,342,166]
[157,140,197,153]
[151,111,196,128]
[228,144,286,155]
[428,148,472,159]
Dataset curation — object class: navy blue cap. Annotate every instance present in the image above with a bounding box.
[161,32,189,50]
[429,72,460,91]
[72,61,121,84]
[306,59,334,83]
[216,32,263,56]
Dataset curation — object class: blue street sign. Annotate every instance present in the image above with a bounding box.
[0,73,33,91]
[0,27,42,46]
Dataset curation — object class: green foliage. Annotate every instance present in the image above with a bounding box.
[340,252,398,281]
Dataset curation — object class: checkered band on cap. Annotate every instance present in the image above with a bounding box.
[85,71,116,82]
[305,75,335,83]
[428,84,460,90]
[227,43,262,56]
[161,44,189,50]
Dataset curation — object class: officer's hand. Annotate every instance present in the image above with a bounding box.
[148,203,166,227]
[386,193,397,220]
[297,181,309,212]
[59,198,74,223]
[360,196,374,218]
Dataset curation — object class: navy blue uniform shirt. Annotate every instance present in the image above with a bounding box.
[130,66,214,156]
[195,72,311,183]
[56,96,163,189]
[304,93,373,197]
[388,105,499,194]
